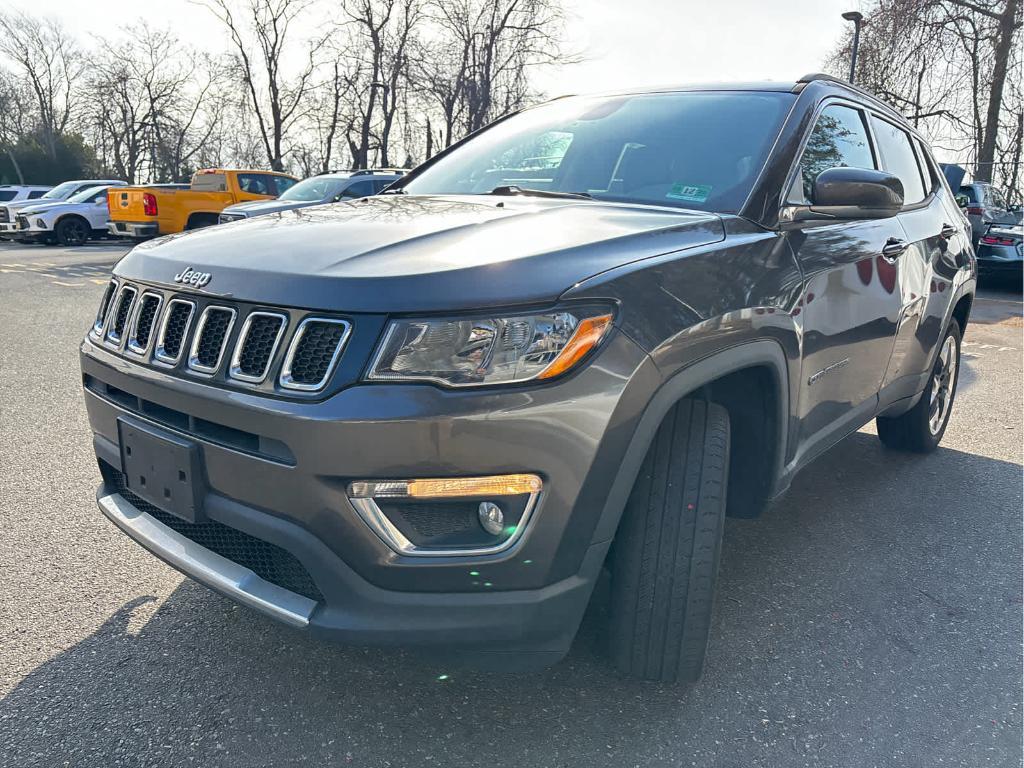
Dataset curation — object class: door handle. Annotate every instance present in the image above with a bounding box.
[940,222,957,239]
[881,237,908,261]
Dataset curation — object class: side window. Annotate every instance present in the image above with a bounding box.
[868,116,926,205]
[237,174,270,195]
[339,180,375,199]
[791,104,875,204]
[371,179,392,194]
[28,190,47,199]
[273,176,296,196]
[913,138,940,193]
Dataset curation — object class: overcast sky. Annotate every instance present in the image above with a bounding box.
[13,0,857,97]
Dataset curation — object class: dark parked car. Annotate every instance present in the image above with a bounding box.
[959,181,1019,244]
[81,73,975,683]
[975,222,1022,283]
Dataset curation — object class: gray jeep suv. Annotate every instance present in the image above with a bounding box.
[81,74,975,682]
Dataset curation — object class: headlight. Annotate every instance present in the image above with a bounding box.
[367,308,614,387]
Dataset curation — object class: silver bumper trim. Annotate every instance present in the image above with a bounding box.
[97,492,317,627]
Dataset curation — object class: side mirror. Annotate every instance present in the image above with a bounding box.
[789,167,904,222]
[956,194,970,208]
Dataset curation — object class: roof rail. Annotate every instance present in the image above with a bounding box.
[794,72,906,122]
[351,168,409,176]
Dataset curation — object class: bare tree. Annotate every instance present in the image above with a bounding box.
[0,10,81,161]
[826,0,1023,201]
[205,0,325,171]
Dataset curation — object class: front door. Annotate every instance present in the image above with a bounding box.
[784,102,906,459]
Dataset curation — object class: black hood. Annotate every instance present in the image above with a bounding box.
[115,195,724,313]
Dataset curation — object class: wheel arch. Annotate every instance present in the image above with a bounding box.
[591,339,790,544]
[185,211,220,230]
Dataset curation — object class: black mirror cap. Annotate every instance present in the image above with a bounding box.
[814,167,904,211]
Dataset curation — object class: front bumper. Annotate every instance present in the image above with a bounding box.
[108,221,159,238]
[82,330,658,660]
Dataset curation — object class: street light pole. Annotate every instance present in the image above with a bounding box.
[842,11,864,84]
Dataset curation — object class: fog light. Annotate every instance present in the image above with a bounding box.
[346,473,543,557]
[478,502,504,535]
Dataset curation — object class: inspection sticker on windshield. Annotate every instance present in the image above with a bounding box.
[667,183,711,203]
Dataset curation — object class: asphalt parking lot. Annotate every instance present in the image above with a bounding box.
[0,240,1020,768]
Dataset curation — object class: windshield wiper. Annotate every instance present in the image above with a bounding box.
[488,185,592,200]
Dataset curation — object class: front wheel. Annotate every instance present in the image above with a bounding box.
[876,321,962,452]
[608,398,730,683]
[55,217,90,246]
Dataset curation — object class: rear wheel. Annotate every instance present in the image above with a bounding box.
[876,321,961,452]
[608,398,730,683]
[55,216,90,246]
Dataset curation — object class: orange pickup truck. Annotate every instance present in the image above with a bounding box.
[107,169,297,239]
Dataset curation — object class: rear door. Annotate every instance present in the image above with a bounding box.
[868,115,961,405]
[784,101,907,456]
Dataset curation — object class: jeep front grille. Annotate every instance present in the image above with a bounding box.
[230,312,286,383]
[188,306,236,374]
[280,319,351,391]
[105,285,137,345]
[91,280,117,338]
[127,293,162,355]
[155,299,195,364]
[89,282,352,395]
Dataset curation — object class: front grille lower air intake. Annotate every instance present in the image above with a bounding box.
[188,306,236,374]
[230,312,286,383]
[280,318,351,391]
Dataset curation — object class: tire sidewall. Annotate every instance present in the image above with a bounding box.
[921,321,962,448]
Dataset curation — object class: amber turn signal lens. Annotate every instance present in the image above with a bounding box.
[407,474,542,498]
[349,474,543,500]
[538,313,613,380]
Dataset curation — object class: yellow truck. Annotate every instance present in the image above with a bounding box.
[107,169,298,239]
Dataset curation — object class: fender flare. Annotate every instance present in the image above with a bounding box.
[590,339,790,543]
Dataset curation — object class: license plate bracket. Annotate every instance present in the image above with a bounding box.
[118,417,206,522]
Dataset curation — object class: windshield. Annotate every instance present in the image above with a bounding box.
[41,181,81,200]
[402,91,795,213]
[280,177,348,202]
[68,186,105,204]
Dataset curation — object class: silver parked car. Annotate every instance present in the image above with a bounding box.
[217,169,407,223]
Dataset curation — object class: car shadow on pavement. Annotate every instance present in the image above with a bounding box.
[2,433,1021,767]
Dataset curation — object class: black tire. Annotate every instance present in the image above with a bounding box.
[876,321,962,453]
[55,216,90,246]
[608,398,730,683]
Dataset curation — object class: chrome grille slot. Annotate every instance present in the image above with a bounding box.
[91,279,118,338]
[126,292,162,356]
[229,312,286,383]
[280,318,351,391]
[104,285,137,346]
[0,208,9,223]
[154,299,195,364]
[188,306,236,374]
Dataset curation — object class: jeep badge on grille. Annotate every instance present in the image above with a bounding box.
[173,267,212,288]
